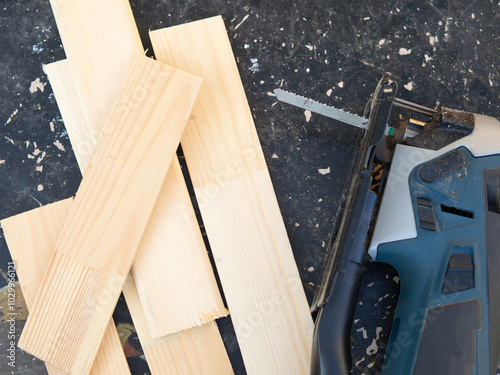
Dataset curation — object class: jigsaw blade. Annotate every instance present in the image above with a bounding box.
[274,89,368,129]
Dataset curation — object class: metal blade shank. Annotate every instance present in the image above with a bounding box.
[274,89,368,129]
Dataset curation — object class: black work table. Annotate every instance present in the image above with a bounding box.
[1,1,499,374]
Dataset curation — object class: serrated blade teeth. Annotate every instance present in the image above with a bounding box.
[274,89,368,129]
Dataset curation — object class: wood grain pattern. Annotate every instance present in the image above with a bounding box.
[1,199,130,375]
[18,54,201,375]
[150,16,314,374]
[43,2,227,337]
[48,0,143,147]
[130,156,228,336]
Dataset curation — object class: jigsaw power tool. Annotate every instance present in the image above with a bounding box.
[275,73,500,375]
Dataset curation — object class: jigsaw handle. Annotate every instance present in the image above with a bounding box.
[311,262,366,375]
[311,171,376,375]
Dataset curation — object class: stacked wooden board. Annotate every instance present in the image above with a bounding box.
[6,0,232,373]
[1,1,314,374]
[43,0,228,340]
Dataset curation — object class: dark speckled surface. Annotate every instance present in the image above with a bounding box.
[1,0,499,374]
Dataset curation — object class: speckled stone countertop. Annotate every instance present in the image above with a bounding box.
[1,1,499,374]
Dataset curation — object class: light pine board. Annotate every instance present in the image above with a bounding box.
[1,199,131,375]
[44,1,227,337]
[151,16,314,374]
[18,54,202,375]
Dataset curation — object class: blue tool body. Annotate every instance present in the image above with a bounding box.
[376,147,500,374]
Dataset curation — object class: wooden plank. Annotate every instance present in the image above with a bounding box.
[150,16,314,374]
[18,54,202,375]
[1,199,130,375]
[44,0,227,337]
[45,60,227,336]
